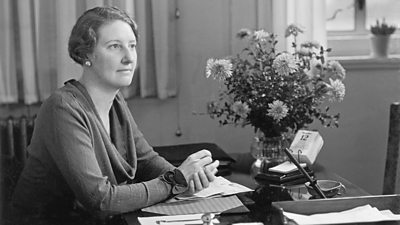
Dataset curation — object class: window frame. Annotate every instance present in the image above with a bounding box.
[327,0,367,37]
[327,0,400,57]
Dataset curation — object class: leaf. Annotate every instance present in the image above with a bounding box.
[204,28,345,134]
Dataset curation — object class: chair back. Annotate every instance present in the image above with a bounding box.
[0,116,35,218]
[383,102,400,194]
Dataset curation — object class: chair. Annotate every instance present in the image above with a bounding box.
[383,102,400,194]
[0,116,35,220]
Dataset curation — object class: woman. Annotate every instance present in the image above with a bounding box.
[10,6,218,225]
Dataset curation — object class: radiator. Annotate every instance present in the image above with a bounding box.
[0,116,35,163]
[0,115,35,216]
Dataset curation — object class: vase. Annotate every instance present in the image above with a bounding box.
[250,131,292,177]
[370,34,391,58]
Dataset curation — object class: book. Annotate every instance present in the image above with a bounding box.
[254,166,314,185]
[268,161,307,174]
[153,142,235,176]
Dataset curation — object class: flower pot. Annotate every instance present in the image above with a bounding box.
[370,35,391,58]
[250,131,292,177]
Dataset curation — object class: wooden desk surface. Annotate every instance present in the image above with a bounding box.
[124,160,371,225]
[226,158,370,197]
[311,163,370,197]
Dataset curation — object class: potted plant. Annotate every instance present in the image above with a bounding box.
[205,25,346,174]
[370,18,397,58]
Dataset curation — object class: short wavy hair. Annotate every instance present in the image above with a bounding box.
[68,6,138,65]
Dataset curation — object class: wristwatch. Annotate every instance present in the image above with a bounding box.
[161,168,189,195]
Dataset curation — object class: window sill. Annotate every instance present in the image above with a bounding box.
[329,55,400,70]
[327,34,400,58]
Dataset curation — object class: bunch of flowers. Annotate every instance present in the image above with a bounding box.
[205,25,346,138]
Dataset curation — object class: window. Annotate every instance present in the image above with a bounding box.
[326,0,356,33]
[326,0,400,57]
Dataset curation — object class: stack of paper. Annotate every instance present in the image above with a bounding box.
[283,204,400,225]
[268,161,307,173]
[142,195,246,215]
[174,176,252,201]
[141,177,253,215]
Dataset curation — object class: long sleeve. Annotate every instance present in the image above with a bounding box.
[11,81,181,222]
[45,96,169,215]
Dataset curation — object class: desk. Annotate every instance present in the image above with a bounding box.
[123,162,370,225]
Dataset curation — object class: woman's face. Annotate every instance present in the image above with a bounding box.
[87,20,137,89]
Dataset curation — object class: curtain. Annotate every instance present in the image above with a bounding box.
[0,0,177,104]
[0,0,18,103]
[272,0,326,52]
[122,0,177,99]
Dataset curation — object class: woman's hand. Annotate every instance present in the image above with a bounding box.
[187,160,219,194]
[177,150,219,194]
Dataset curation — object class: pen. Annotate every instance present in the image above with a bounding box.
[156,218,200,224]
[156,213,219,224]
[283,148,326,199]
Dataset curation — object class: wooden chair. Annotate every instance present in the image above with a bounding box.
[383,102,400,194]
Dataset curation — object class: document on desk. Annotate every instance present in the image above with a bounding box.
[174,176,252,201]
[142,195,247,215]
[283,204,400,225]
[141,176,251,215]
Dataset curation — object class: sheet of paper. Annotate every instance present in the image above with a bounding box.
[381,210,400,220]
[283,204,400,225]
[232,223,263,225]
[142,195,245,215]
[174,176,253,201]
[138,213,219,225]
[268,161,306,173]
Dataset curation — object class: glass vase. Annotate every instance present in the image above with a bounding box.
[250,131,291,177]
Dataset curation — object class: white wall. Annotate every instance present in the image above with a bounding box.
[314,59,400,194]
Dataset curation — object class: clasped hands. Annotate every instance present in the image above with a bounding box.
[177,149,219,194]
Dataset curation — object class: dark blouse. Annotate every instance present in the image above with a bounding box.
[10,80,175,223]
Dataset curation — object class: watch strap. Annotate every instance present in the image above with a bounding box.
[161,168,189,195]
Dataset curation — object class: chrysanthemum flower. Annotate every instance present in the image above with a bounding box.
[267,100,289,122]
[327,60,346,80]
[231,101,250,118]
[205,26,346,134]
[205,58,233,81]
[297,47,312,56]
[285,24,304,37]
[272,53,298,76]
[300,40,320,49]
[237,28,252,39]
[305,58,322,78]
[253,30,270,42]
[326,78,345,102]
[207,101,219,114]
